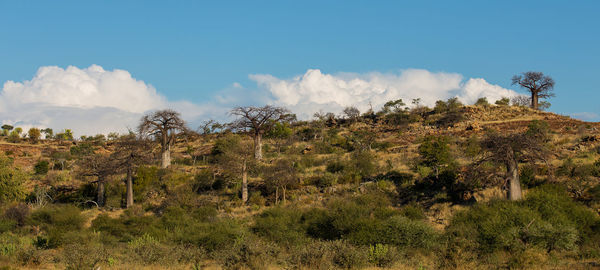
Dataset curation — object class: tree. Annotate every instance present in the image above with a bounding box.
[230,105,292,160]
[111,135,153,208]
[382,99,406,114]
[511,71,555,110]
[138,109,187,168]
[264,158,298,204]
[418,136,456,178]
[77,154,116,206]
[1,124,13,136]
[213,134,254,203]
[480,121,551,200]
[42,128,53,139]
[495,97,510,106]
[28,128,41,143]
[343,106,360,123]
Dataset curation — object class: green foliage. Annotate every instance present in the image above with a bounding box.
[447,185,599,261]
[129,234,168,264]
[253,207,305,245]
[33,160,49,175]
[495,97,510,106]
[265,122,292,139]
[0,155,27,203]
[70,142,95,157]
[28,205,85,248]
[474,97,489,106]
[418,136,455,174]
[368,243,399,267]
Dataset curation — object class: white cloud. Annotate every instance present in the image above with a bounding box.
[250,69,521,119]
[571,112,599,121]
[0,65,183,135]
[1,65,524,136]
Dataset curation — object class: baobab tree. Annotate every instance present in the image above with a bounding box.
[511,71,555,110]
[78,154,116,207]
[138,109,187,168]
[111,135,153,208]
[230,105,293,160]
[480,121,551,200]
[213,134,254,204]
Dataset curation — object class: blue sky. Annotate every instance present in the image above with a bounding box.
[0,1,598,134]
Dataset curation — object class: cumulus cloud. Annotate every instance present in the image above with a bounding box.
[250,69,520,119]
[0,65,186,135]
[1,65,524,136]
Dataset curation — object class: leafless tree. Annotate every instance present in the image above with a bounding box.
[512,71,555,110]
[77,154,116,207]
[230,105,292,160]
[138,109,187,168]
[479,122,551,200]
[264,158,299,204]
[111,135,153,208]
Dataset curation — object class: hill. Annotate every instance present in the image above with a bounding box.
[0,102,599,269]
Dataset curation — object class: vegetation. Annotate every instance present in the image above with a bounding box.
[0,92,599,269]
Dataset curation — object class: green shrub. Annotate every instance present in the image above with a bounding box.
[214,235,279,270]
[33,160,49,175]
[400,204,426,220]
[326,160,345,174]
[248,192,266,207]
[329,240,368,269]
[288,240,333,269]
[63,237,107,270]
[28,204,85,248]
[0,155,27,203]
[129,234,169,264]
[253,207,306,245]
[368,243,399,268]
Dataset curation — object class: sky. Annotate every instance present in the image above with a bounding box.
[0,1,598,135]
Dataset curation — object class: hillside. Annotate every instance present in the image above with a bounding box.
[0,102,599,269]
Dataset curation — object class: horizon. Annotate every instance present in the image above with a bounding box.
[1,1,599,135]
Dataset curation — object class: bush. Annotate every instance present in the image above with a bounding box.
[495,97,510,106]
[4,203,29,226]
[0,155,27,203]
[63,238,107,270]
[329,240,368,269]
[447,185,598,261]
[368,243,399,268]
[129,234,169,264]
[28,205,85,248]
[474,97,489,106]
[253,207,306,245]
[33,160,49,175]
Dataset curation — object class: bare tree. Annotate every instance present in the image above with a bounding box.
[138,109,187,168]
[480,121,551,200]
[77,154,116,207]
[111,135,153,208]
[264,158,298,204]
[230,105,292,160]
[511,71,555,110]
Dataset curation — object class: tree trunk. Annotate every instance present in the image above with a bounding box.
[275,187,279,204]
[506,157,523,201]
[531,92,539,110]
[241,159,248,204]
[161,145,171,168]
[254,132,263,160]
[126,167,134,208]
[282,186,286,205]
[97,179,105,207]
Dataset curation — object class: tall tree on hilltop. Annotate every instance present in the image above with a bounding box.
[511,71,555,110]
[230,105,293,160]
[138,109,187,168]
